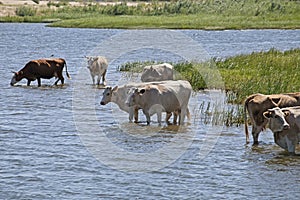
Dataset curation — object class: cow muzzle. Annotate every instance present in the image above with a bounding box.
[100,101,106,105]
[283,124,290,130]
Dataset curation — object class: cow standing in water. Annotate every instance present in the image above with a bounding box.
[125,80,192,125]
[86,56,108,85]
[244,92,300,144]
[10,58,70,87]
[263,107,300,155]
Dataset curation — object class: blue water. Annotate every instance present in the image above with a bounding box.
[0,23,300,199]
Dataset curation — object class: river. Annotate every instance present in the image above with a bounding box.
[0,23,299,199]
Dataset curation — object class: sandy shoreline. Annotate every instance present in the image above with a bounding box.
[0,0,57,16]
[0,0,139,17]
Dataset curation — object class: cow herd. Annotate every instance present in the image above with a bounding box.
[10,57,300,155]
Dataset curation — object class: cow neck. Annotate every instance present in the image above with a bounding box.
[111,92,118,103]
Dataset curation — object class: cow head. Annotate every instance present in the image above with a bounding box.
[100,86,118,105]
[10,71,23,86]
[263,107,290,132]
[125,87,146,107]
[86,56,97,68]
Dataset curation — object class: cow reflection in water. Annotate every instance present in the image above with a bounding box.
[10,58,70,87]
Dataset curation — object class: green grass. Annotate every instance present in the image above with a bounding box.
[217,48,300,103]
[1,0,300,30]
[46,14,300,29]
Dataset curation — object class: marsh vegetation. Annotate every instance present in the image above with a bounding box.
[1,0,300,29]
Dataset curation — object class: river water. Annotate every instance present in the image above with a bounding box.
[0,23,300,199]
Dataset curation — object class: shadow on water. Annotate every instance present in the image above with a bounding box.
[244,140,300,169]
[11,84,69,90]
[84,83,107,89]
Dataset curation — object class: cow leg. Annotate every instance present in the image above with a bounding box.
[97,75,101,85]
[173,111,178,124]
[286,139,296,155]
[102,69,107,85]
[128,107,134,122]
[252,125,263,145]
[90,73,95,85]
[56,71,64,85]
[143,110,151,125]
[27,80,31,86]
[129,107,139,123]
[166,112,172,124]
[252,121,268,145]
[54,77,64,85]
[178,109,183,125]
[157,112,162,126]
[134,107,139,123]
[37,78,41,87]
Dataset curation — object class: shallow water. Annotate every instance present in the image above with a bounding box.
[0,23,300,199]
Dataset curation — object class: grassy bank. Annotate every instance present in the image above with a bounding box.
[1,0,300,29]
[217,48,300,103]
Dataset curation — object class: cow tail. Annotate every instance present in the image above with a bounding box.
[64,61,71,79]
[244,98,250,144]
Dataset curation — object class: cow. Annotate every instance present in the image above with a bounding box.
[125,80,192,125]
[141,63,174,82]
[100,81,187,124]
[86,56,108,85]
[263,107,300,155]
[244,92,300,145]
[10,58,70,87]
[100,84,140,123]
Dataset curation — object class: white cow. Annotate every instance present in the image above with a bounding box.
[263,106,300,155]
[86,56,108,85]
[141,63,174,82]
[125,80,192,125]
[100,83,141,122]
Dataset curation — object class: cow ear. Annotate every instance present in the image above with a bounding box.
[263,111,272,119]
[112,86,118,92]
[139,89,146,94]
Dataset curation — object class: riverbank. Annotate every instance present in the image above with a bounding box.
[1,0,300,30]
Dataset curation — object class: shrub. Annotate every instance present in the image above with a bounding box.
[16,6,37,16]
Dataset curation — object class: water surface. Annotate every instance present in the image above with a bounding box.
[0,23,299,199]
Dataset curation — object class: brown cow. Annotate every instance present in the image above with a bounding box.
[244,93,300,144]
[10,58,70,87]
